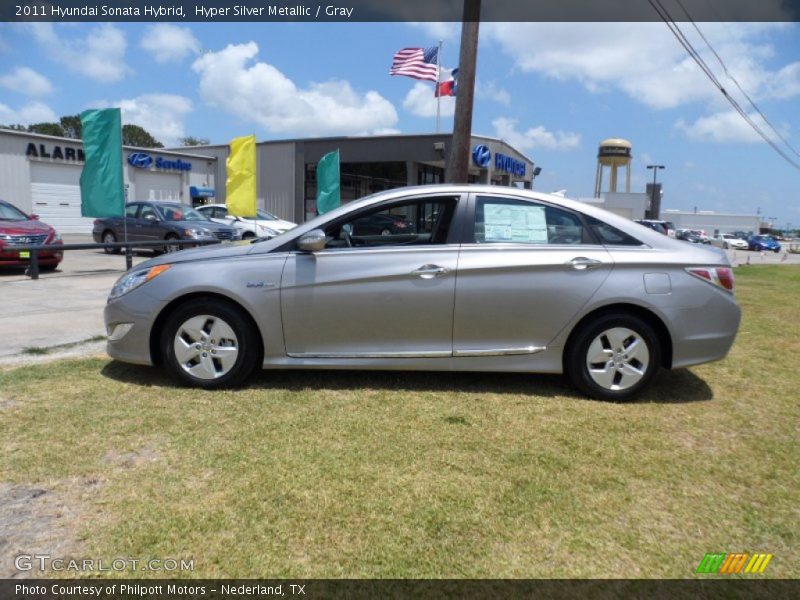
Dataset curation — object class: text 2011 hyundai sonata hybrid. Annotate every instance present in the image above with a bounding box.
[104,185,741,400]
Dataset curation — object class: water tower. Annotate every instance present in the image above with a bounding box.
[594,138,632,197]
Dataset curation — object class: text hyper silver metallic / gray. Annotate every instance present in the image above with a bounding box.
[104,185,741,400]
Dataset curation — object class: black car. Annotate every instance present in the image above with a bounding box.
[676,229,703,243]
[92,201,240,254]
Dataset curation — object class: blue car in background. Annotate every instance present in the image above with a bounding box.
[748,234,781,252]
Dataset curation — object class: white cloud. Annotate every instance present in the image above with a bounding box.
[26,23,127,82]
[675,110,778,144]
[493,117,581,152]
[191,42,398,137]
[140,24,200,63]
[0,67,53,97]
[483,23,799,108]
[0,101,58,125]
[402,81,455,118]
[91,94,193,146]
[407,22,460,42]
[477,80,511,106]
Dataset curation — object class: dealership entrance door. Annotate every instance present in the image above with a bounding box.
[131,170,182,202]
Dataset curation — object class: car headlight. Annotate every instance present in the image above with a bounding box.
[50,232,62,243]
[184,228,213,239]
[108,265,171,301]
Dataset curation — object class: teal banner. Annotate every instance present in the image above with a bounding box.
[80,108,124,218]
[316,150,341,215]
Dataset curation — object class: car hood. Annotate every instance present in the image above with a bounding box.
[0,219,54,235]
[132,239,256,270]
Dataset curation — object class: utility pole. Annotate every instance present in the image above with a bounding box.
[445,0,480,183]
[646,164,665,220]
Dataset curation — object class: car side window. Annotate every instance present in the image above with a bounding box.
[474,196,587,245]
[125,204,139,218]
[140,205,158,220]
[322,197,458,249]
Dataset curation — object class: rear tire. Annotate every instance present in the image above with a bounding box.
[102,230,120,254]
[160,298,259,389]
[565,313,661,401]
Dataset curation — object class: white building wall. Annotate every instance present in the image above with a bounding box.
[662,211,760,235]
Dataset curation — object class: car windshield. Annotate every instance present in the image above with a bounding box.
[0,202,28,221]
[256,209,280,220]
[158,205,209,222]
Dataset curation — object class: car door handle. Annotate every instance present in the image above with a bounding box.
[411,264,450,279]
[566,257,603,270]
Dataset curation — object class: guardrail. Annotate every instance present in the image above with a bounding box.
[1,239,224,280]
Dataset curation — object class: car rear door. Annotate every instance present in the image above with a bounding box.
[280,193,463,357]
[452,193,614,356]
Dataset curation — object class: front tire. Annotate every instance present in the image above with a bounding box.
[163,233,181,254]
[161,299,259,389]
[565,313,661,401]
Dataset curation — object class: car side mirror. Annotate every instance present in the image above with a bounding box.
[144,214,158,222]
[30,214,40,220]
[297,229,326,252]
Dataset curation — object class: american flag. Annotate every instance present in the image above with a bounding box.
[389,47,439,82]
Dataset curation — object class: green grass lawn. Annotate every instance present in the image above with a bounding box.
[1,266,798,578]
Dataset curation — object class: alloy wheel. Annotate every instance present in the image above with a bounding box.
[585,327,650,391]
[172,314,239,380]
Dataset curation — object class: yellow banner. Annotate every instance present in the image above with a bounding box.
[226,134,257,217]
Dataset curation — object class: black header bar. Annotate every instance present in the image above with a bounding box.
[3,0,800,23]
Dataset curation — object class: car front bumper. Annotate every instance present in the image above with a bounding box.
[104,289,164,365]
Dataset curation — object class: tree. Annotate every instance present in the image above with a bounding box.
[59,115,82,139]
[122,124,163,148]
[179,136,210,146]
[28,122,65,137]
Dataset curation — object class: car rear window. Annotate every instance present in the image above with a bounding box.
[586,216,644,246]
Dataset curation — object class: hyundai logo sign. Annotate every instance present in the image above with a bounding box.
[127,153,192,171]
[128,152,153,168]
[471,144,491,168]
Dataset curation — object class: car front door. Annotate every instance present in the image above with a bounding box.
[452,194,614,356]
[137,203,165,241]
[280,194,463,357]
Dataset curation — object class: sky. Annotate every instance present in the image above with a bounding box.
[0,20,798,227]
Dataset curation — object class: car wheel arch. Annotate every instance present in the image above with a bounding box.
[149,292,264,368]
[563,303,673,371]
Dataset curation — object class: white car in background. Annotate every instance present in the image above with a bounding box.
[197,204,297,239]
[712,233,749,250]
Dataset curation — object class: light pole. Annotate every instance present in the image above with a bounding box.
[646,164,665,220]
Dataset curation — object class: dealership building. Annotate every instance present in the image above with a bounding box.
[0,129,535,233]
[173,133,535,222]
[0,129,218,233]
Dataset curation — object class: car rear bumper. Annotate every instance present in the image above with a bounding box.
[666,291,741,369]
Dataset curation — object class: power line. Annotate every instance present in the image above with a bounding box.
[674,0,800,159]
[647,0,800,171]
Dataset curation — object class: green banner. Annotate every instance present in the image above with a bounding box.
[316,150,341,215]
[80,108,124,218]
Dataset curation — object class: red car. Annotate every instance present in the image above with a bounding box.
[0,199,63,270]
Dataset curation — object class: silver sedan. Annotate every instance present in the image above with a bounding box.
[104,185,741,400]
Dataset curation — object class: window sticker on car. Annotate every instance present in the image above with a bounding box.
[483,203,547,243]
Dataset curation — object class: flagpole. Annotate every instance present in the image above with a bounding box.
[435,39,442,133]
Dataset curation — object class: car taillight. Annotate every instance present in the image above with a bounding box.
[686,266,735,292]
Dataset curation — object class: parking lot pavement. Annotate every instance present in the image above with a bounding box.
[0,245,152,359]
[725,247,800,265]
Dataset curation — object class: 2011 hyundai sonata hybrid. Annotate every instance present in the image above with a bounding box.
[104,185,741,400]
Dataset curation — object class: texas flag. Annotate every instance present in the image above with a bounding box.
[435,67,458,97]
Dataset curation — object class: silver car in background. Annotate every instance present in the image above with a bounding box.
[104,185,741,400]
